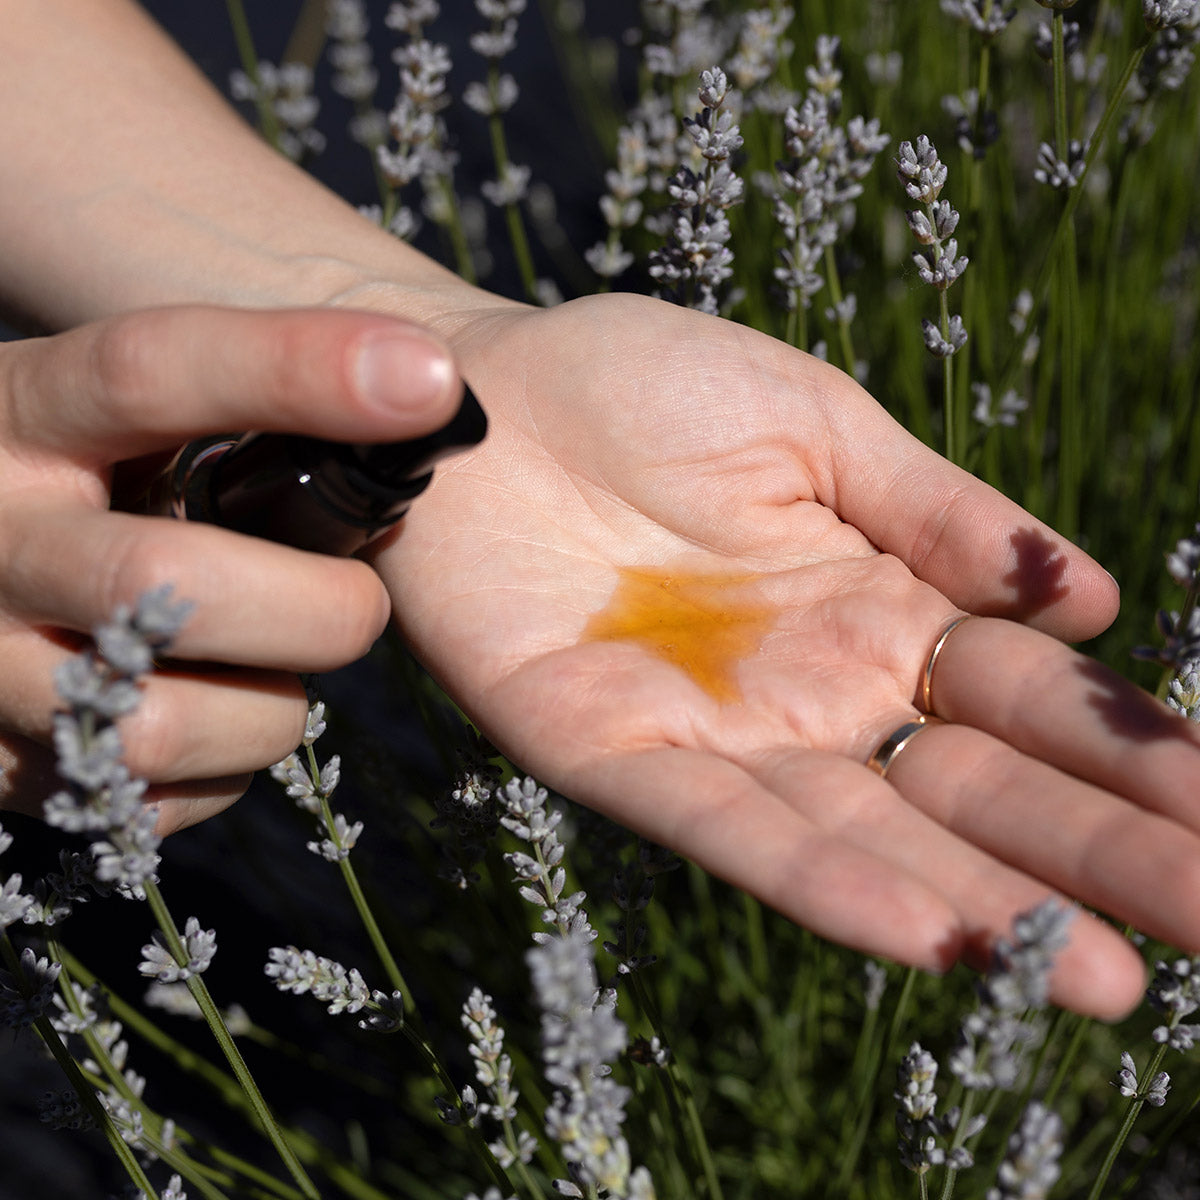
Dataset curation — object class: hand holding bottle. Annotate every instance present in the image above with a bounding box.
[0,304,462,832]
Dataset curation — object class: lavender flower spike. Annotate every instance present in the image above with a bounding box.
[1144,0,1200,30]
[529,927,652,1197]
[949,898,1074,1091]
[0,824,33,930]
[45,586,192,898]
[1116,1050,1171,1106]
[498,775,595,943]
[897,135,969,362]
[648,67,745,315]
[1146,955,1200,1049]
[265,945,369,1016]
[987,1102,1064,1200]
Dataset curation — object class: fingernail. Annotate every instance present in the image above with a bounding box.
[353,330,458,414]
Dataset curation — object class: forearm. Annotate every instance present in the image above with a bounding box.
[0,0,502,335]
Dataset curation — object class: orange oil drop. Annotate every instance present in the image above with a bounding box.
[580,567,775,702]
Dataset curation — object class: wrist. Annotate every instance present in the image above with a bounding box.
[311,255,527,347]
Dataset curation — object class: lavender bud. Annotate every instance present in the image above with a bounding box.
[1034,140,1088,189]
[1144,0,1200,30]
[0,947,62,1029]
[896,136,948,203]
[359,990,406,1033]
[987,1102,1063,1200]
[1167,524,1200,585]
[922,316,968,357]
[1116,1050,1140,1097]
[138,916,217,983]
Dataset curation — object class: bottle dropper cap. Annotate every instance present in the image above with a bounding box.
[202,385,487,554]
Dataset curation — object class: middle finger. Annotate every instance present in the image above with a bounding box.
[0,502,390,672]
[883,718,1200,956]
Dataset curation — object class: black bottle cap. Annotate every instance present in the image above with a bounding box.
[204,385,487,554]
[297,384,489,518]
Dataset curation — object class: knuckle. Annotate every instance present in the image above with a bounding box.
[901,481,972,576]
[89,311,166,420]
[119,695,185,781]
[869,550,916,593]
[316,565,390,665]
[258,313,353,413]
[94,524,183,624]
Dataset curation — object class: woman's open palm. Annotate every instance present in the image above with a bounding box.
[377,292,1200,1018]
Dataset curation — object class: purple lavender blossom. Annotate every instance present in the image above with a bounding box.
[44,586,191,899]
[648,67,744,315]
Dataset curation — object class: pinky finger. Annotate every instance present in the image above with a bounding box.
[150,774,255,835]
[0,732,254,834]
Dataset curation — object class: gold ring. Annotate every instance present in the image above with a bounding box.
[921,615,974,714]
[866,714,945,779]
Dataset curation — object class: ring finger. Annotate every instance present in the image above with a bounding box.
[0,732,256,834]
[2,625,308,783]
[924,615,1200,830]
[881,716,1200,958]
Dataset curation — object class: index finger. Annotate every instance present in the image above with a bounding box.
[808,360,1118,644]
[0,305,462,461]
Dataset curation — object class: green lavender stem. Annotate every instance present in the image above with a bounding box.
[40,1012,163,1198]
[485,66,538,302]
[999,34,1150,392]
[224,0,283,150]
[143,879,321,1200]
[966,22,994,216]
[1050,12,1084,542]
[301,745,515,1198]
[1051,12,1071,162]
[824,244,857,376]
[434,176,479,286]
[306,747,416,1015]
[833,984,885,1182]
[57,946,406,1200]
[1112,1068,1200,1198]
[623,942,724,1200]
[50,946,240,1200]
[936,1088,979,1200]
[939,287,959,464]
[1054,223,1083,542]
[1,934,160,1200]
[835,965,920,1194]
[1085,1040,1171,1200]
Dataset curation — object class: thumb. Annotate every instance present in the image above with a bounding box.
[0,305,464,461]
